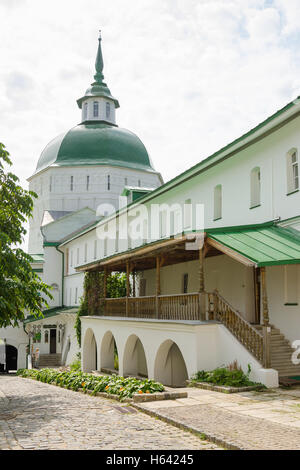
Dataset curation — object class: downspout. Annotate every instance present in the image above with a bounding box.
[55,246,65,307]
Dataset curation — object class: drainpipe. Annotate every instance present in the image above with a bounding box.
[55,246,65,307]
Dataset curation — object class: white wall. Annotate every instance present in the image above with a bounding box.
[81,317,276,387]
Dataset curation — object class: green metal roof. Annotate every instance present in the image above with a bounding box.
[207,223,300,267]
[29,253,44,263]
[35,122,154,174]
[24,307,78,324]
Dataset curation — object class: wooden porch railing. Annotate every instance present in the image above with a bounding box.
[128,296,156,318]
[207,291,264,363]
[159,293,200,320]
[105,297,126,316]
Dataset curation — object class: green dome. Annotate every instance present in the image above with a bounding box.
[35,122,155,174]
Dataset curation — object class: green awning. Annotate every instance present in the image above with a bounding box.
[206,223,300,267]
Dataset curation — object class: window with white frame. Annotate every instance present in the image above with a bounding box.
[286,149,299,194]
[70,176,74,191]
[93,101,99,117]
[213,185,222,220]
[184,198,192,229]
[250,167,261,208]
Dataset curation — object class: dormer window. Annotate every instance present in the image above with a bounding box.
[93,101,99,118]
[106,102,110,119]
[287,149,299,194]
[83,102,88,120]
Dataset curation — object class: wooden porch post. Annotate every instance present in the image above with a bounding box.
[198,244,206,321]
[261,266,271,368]
[126,261,130,317]
[156,255,161,319]
[103,268,108,315]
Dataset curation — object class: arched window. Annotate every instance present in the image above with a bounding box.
[93,101,99,117]
[286,149,299,194]
[213,185,222,220]
[83,102,88,120]
[106,102,110,119]
[250,167,261,208]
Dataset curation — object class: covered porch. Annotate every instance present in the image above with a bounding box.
[78,222,300,370]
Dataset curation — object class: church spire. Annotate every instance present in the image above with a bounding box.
[93,31,104,84]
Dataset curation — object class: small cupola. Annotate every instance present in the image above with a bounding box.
[77,31,119,125]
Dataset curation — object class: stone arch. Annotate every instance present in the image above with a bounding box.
[123,334,148,378]
[100,331,119,372]
[82,328,98,373]
[154,339,188,387]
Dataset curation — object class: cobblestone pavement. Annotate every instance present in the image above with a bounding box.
[138,386,300,450]
[0,376,221,450]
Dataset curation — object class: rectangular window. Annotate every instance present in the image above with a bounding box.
[292,152,299,190]
[138,179,141,187]
[106,102,110,119]
[214,185,222,220]
[284,265,298,305]
[93,101,99,117]
[125,177,128,186]
[86,175,90,191]
[84,103,88,120]
[182,273,188,294]
[70,176,74,191]
[184,198,192,229]
[287,149,299,194]
[107,174,110,190]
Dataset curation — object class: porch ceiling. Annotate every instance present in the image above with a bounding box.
[206,223,300,267]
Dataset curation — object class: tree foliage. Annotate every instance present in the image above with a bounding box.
[75,271,127,346]
[0,143,52,327]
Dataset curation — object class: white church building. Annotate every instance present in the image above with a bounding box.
[1,35,300,388]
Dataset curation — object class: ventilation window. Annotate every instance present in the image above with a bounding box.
[213,185,222,220]
[250,167,261,208]
[287,149,299,194]
[107,175,110,191]
[86,175,90,191]
[70,176,74,191]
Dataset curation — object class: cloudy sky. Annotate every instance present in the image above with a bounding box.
[1,1,300,217]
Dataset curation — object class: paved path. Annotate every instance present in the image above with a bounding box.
[138,386,300,450]
[0,376,220,450]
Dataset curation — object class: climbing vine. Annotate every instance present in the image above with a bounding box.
[75,271,127,346]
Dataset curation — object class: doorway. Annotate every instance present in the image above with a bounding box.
[50,329,57,354]
[5,345,18,372]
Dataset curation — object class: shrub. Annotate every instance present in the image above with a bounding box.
[17,368,164,400]
[70,353,81,372]
[191,364,260,387]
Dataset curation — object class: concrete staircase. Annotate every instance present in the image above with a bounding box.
[38,354,61,368]
[255,325,300,378]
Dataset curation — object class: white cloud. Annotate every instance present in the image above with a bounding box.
[0,0,300,249]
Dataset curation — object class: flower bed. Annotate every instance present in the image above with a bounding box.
[188,366,264,393]
[17,368,164,401]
